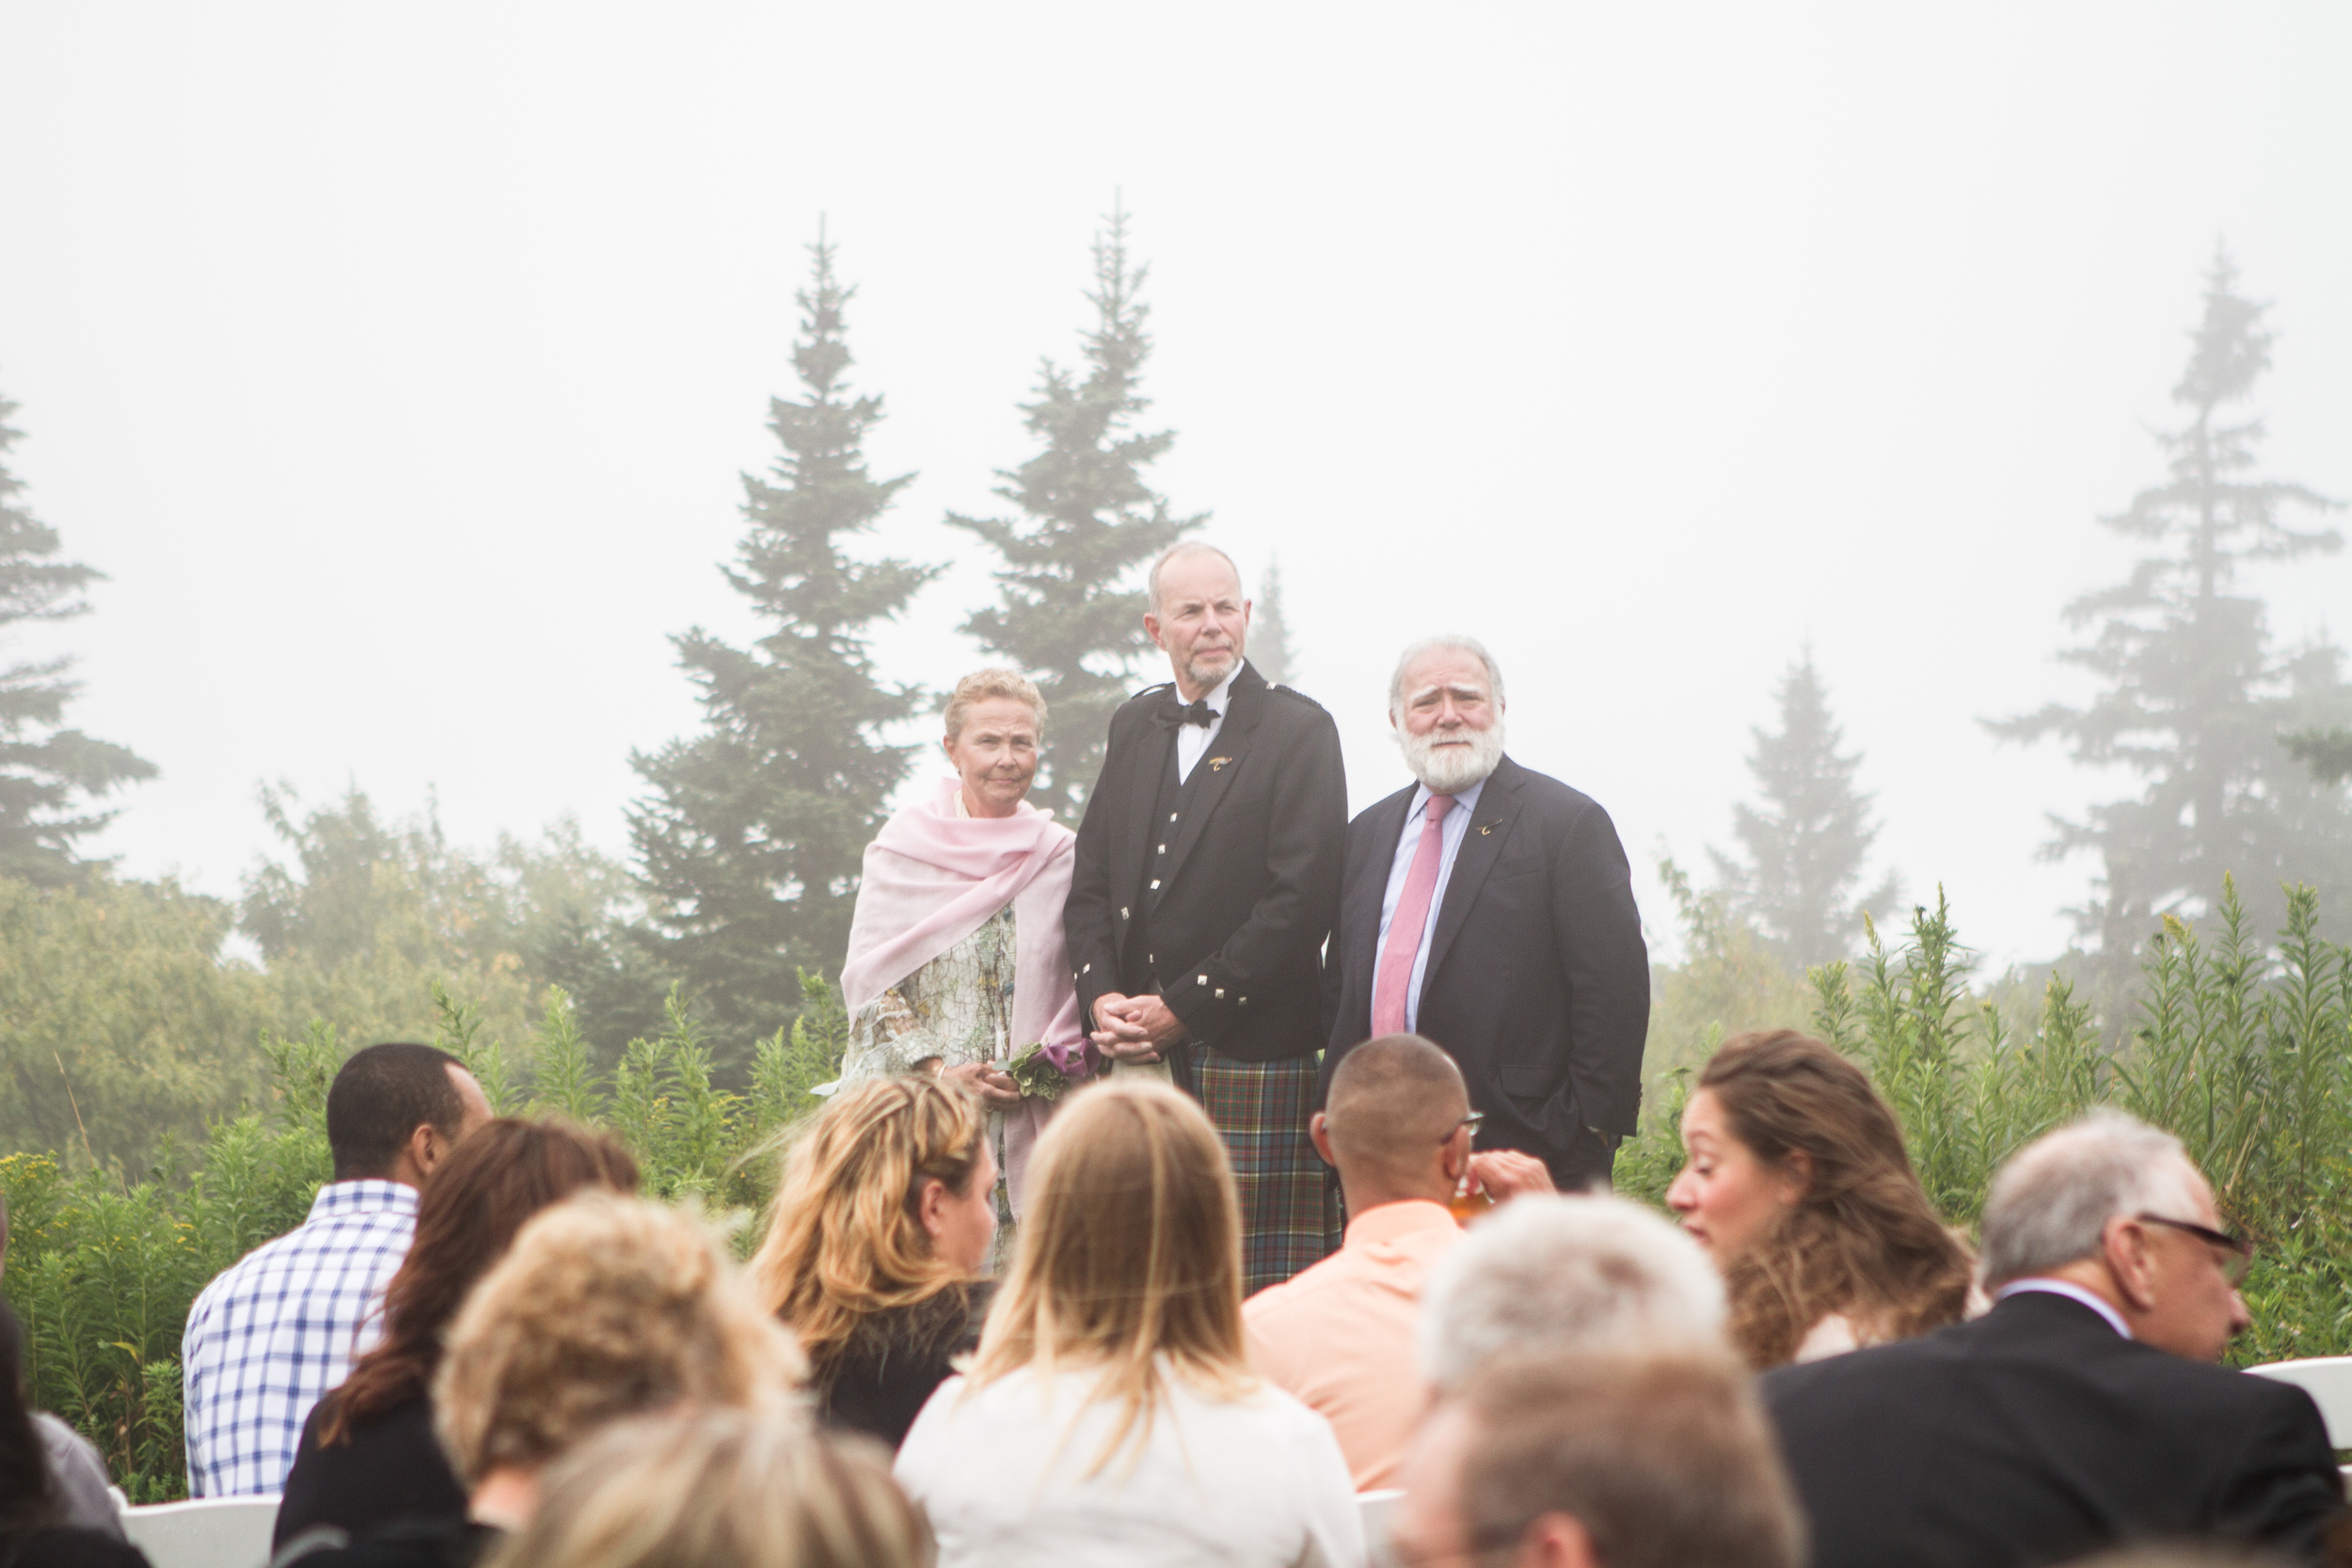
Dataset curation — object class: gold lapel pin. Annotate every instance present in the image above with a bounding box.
[1479,823,1496,835]
[1209,757,1232,771]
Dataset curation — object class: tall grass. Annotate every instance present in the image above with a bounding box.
[0,974,848,1500]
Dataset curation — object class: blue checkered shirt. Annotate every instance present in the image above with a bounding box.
[182,1180,417,1497]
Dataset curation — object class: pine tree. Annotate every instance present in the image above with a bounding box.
[1989,247,2350,953]
[1251,557,1296,689]
[629,232,936,1066]
[0,389,154,884]
[1708,650,1899,969]
[951,201,1203,822]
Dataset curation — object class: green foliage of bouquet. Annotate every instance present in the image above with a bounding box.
[1005,1041,1080,1101]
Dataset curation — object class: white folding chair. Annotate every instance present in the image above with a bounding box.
[1359,1487,1405,1562]
[2247,1356,2352,1444]
[2246,1356,2352,1484]
[119,1494,281,1568]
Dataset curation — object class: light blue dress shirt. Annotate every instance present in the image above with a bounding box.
[1375,777,1487,1033]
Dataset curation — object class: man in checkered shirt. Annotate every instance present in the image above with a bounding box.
[182,1041,491,1497]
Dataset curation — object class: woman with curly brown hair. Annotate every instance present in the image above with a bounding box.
[747,1076,996,1448]
[1665,1029,1976,1369]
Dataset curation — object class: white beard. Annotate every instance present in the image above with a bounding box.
[1397,720,1505,794]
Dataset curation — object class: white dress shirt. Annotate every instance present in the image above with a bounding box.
[1174,664,1243,784]
[1994,1277,2133,1338]
[1375,776,1488,1032]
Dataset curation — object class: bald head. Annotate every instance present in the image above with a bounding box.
[1147,541,1241,613]
[1324,1035,1470,1193]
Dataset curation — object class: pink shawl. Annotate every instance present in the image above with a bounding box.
[839,777,1086,1215]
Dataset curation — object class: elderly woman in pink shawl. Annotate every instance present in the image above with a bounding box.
[836,669,1095,1234]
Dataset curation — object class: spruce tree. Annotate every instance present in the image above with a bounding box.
[0,389,154,884]
[1990,248,2350,952]
[1708,650,1898,968]
[951,202,1203,822]
[629,233,936,1065]
[1251,557,1296,689]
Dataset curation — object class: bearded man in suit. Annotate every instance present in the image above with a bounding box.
[1065,542,1348,1292]
[1321,634,1648,1190]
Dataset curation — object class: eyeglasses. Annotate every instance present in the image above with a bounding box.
[2136,1212,2255,1284]
[1448,1110,1486,1144]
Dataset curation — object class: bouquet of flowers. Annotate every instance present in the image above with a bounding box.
[1005,1038,1099,1101]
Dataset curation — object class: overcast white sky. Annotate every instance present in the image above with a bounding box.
[2,4,2347,972]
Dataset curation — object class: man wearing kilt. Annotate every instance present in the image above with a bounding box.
[1066,542,1349,1293]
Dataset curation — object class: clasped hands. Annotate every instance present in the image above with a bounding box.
[1089,991,1188,1063]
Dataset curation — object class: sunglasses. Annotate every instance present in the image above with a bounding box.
[2136,1212,2255,1284]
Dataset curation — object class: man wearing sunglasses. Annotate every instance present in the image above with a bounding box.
[1762,1109,2343,1568]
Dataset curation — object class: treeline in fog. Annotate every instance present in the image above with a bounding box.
[0,216,2344,1183]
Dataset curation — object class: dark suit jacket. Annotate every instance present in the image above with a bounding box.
[1320,753,1648,1176]
[1065,662,1346,1062]
[1762,1291,2345,1568]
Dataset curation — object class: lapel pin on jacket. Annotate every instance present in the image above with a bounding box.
[1209,756,1232,771]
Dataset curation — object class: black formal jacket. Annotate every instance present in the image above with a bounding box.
[1065,662,1347,1062]
[1761,1291,2345,1568]
[1320,754,1648,1173]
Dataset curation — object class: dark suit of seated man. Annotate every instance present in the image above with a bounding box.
[1763,1109,2344,1568]
[1319,634,1648,1190]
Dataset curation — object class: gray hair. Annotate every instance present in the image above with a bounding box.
[1389,634,1506,717]
[1419,1195,1726,1392]
[1979,1109,2204,1287]
[1145,541,1241,613]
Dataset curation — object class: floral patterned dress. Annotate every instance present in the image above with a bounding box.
[840,901,1020,1255]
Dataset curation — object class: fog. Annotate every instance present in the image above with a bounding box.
[3,4,2348,970]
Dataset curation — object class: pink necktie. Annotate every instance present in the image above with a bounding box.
[1372,794,1454,1036]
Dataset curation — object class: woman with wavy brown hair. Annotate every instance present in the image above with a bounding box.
[747,1076,995,1448]
[273,1117,638,1552]
[1665,1029,1975,1369]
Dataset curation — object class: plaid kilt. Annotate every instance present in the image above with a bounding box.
[1194,1047,1340,1295]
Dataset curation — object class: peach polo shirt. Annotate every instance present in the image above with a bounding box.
[1242,1197,1464,1492]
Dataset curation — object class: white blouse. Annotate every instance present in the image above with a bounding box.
[896,1358,1364,1568]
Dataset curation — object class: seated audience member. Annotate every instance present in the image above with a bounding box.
[0,1302,145,1566]
[275,1117,640,1550]
[1242,1033,1552,1490]
[895,1079,1361,1568]
[496,1406,929,1568]
[749,1076,996,1448]
[1764,1110,2345,1568]
[1665,1029,1974,1366]
[1390,1346,1804,1568]
[278,1192,803,1567]
[183,1042,493,1496]
[1418,1191,1724,1392]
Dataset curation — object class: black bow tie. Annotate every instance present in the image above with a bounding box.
[1156,696,1216,729]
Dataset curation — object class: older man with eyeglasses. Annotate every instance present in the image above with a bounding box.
[1763,1109,2344,1568]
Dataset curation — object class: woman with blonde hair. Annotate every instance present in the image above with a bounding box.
[1665,1029,1976,1368]
[493,1406,928,1568]
[748,1076,996,1447]
[280,1192,803,1566]
[894,1079,1360,1568]
[833,669,1096,1232]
